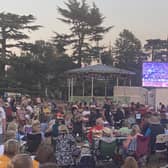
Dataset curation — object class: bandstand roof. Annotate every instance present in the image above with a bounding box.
[66,64,135,78]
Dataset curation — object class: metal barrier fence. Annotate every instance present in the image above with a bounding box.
[71,96,130,104]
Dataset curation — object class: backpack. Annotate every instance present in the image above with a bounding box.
[5,107,12,117]
[52,123,59,137]
[78,156,95,168]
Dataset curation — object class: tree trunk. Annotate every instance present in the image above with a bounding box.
[1,38,6,59]
[77,32,85,67]
[45,87,48,97]
[77,39,82,67]
[77,55,82,67]
[0,29,6,77]
[1,28,6,59]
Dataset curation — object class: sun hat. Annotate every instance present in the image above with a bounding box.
[72,105,78,109]
[103,127,112,137]
[90,105,96,108]
[149,114,160,125]
[122,104,128,108]
[5,102,10,107]
[56,112,64,120]
[25,114,30,120]
[59,125,69,133]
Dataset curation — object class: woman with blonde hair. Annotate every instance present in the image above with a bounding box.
[130,125,141,137]
[5,130,16,141]
[55,125,77,167]
[7,122,17,133]
[26,120,43,154]
[123,124,142,150]
[122,156,138,168]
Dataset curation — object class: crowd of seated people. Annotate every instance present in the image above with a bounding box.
[0,95,168,167]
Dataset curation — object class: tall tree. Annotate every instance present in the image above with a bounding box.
[21,40,57,62]
[144,39,168,61]
[101,48,114,66]
[0,12,41,59]
[55,0,112,66]
[13,40,78,97]
[114,29,142,70]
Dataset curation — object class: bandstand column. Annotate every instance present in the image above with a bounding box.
[71,77,74,101]
[82,80,85,97]
[129,78,132,87]
[68,78,71,102]
[91,77,94,97]
[116,77,119,87]
[104,81,107,97]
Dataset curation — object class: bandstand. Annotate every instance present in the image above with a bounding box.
[66,64,135,102]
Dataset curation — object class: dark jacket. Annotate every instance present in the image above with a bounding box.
[73,120,83,136]
[142,123,150,136]
[149,124,164,153]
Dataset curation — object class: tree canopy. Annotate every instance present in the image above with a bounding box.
[8,40,78,97]
[114,29,142,70]
[0,12,41,59]
[144,39,168,61]
[54,0,112,66]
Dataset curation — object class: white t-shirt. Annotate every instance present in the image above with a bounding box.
[136,113,141,119]
[0,107,6,134]
[82,110,90,116]
[26,105,33,114]
[7,97,11,103]
[0,145,4,154]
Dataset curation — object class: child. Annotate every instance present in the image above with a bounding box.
[24,115,32,135]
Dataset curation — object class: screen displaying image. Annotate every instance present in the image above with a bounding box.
[136,113,141,119]
[142,62,168,87]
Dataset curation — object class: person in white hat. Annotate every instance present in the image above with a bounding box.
[100,127,114,143]
[148,114,165,153]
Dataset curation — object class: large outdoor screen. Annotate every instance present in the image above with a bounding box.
[142,62,168,87]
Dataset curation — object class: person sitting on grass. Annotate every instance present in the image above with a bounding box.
[87,118,104,144]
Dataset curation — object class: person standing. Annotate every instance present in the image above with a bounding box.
[55,125,77,167]
[103,98,112,125]
[0,101,6,145]
[148,114,164,153]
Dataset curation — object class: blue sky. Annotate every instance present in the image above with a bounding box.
[1,0,168,45]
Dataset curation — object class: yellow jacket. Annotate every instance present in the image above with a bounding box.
[0,155,10,168]
[0,155,39,168]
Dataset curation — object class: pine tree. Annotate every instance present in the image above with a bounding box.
[0,12,41,59]
[54,0,112,66]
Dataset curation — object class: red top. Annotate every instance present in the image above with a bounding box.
[87,125,103,143]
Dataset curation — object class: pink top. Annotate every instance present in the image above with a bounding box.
[123,133,142,149]
[17,109,25,121]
